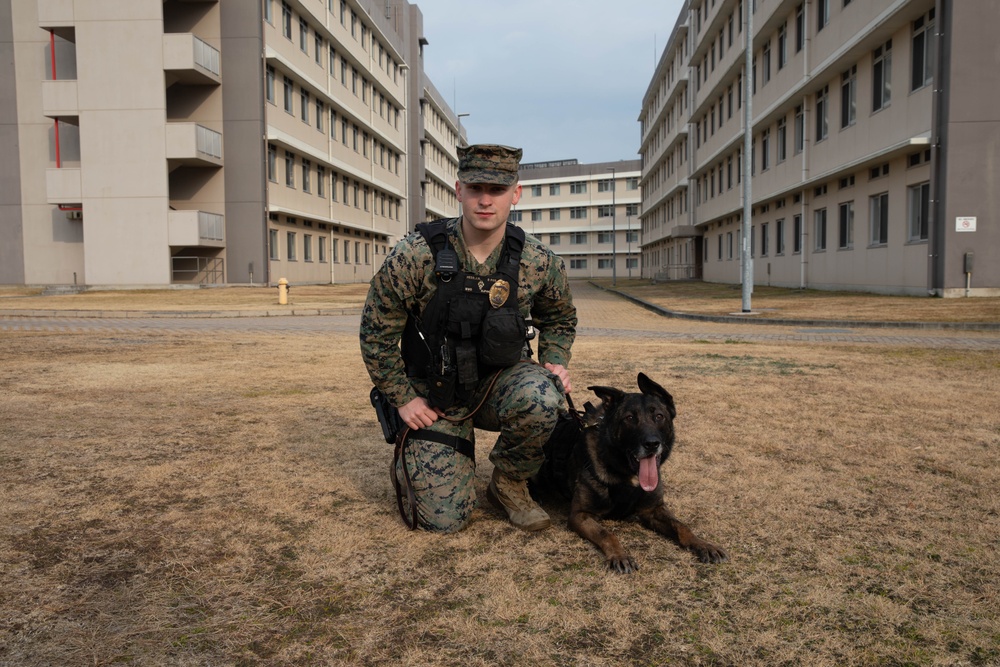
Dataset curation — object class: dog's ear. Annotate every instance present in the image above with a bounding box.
[587,385,627,411]
[637,373,676,418]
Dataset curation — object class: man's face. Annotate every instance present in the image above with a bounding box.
[456,181,522,234]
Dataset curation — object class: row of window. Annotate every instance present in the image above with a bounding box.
[709,181,930,262]
[509,204,640,223]
[267,64,401,145]
[265,0,401,84]
[267,227,376,265]
[267,144,402,221]
[568,258,640,270]
[526,179,639,197]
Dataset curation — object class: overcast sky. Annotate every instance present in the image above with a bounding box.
[417,1,687,165]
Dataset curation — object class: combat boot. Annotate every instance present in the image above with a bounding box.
[487,468,551,532]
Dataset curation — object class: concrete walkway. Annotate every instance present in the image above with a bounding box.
[2,281,999,350]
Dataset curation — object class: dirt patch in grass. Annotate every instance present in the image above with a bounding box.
[2,328,999,665]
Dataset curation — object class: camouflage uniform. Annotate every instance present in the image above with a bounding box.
[360,215,577,532]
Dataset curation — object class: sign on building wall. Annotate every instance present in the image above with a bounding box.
[956,217,977,232]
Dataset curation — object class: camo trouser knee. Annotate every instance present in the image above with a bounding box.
[398,362,566,532]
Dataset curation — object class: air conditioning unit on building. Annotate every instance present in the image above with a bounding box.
[65,210,82,220]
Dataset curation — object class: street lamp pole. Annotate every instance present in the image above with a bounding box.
[608,167,617,287]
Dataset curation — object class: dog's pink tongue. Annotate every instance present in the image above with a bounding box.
[638,455,659,492]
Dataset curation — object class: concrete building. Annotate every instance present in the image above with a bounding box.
[515,159,642,281]
[0,0,465,288]
[639,0,1000,296]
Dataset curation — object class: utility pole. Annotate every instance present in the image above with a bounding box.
[742,0,754,312]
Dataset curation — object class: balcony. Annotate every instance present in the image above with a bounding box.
[165,123,223,167]
[169,210,225,248]
[41,79,78,119]
[45,167,81,204]
[163,34,221,86]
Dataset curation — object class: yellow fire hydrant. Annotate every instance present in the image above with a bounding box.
[278,277,289,305]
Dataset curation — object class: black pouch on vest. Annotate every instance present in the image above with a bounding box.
[479,308,527,367]
[426,369,457,410]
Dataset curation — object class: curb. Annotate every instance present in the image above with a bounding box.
[590,282,1000,333]
[0,307,364,319]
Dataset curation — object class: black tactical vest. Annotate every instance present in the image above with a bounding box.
[401,220,529,409]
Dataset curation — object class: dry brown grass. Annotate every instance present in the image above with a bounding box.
[598,279,1000,324]
[2,313,999,666]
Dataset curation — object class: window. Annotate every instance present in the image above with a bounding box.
[531,210,542,222]
[795,4,804,53]
[793,214,802,253]
[314,33,323,66]
[300,90,309,123]
[598,259,614,270]
[266,66,275,103]
[265,0,273,24]
[761,222,769,256]
[777,22,788,70]
[598,179,614,193]
[870,193,889,245]
[269,229,278,260]
[301,159,311,192]
[570,181,587,194]
[299,18,308,52]
[873,41,892,112]
[283,77,293,114]
[549,209,561,221]
[817,0,829,31]
[281,2,292,39]
[570,207,587,219]
[776,218,785,255]
[777,117,787,163]
[761,128,770,171]
[841,66,857,128]
[814,209,827,251]
[626,231,638,243]
[570,259,587,270]
[761,39,771,85]
[597,206,614,218]
[626,204,639,217]
[549,184,561,196]
[727,231,734,259]
[570,232,587,245]
[343,239,350,263]
[303,234,312,262]
[319,236,327,263]
[838,201,854,249]
[508,210,522,223]
[267,144,277,182]
[912,10,935,91]
[287,231,297,260]
[531,185,542,196]
[794,105,804,154]
[317,166,325,198]
[284,151,294,187]
[908,182,930,241]
[598,231,614,244]
[549,233,560,245]
[815,86,829,142]
[626,178,639,190]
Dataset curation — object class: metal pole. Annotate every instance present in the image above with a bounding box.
[608,167,617,286]
[741,0,754,312]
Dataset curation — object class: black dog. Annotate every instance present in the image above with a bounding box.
[537,373,728,573]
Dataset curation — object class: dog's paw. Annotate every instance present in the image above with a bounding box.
[607,554,640,574]
[693,541,729,564]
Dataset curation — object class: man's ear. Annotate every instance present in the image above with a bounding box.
[511,183,522,205]
[455,180,463,203]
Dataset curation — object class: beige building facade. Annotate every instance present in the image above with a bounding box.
[640,0,1000,296]
[515,160,642,281]
[0,0,465,288]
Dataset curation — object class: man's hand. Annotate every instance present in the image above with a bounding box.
[397,397,444,431]
[544,363,572,394]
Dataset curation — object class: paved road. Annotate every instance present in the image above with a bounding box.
[2,281,999,350]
